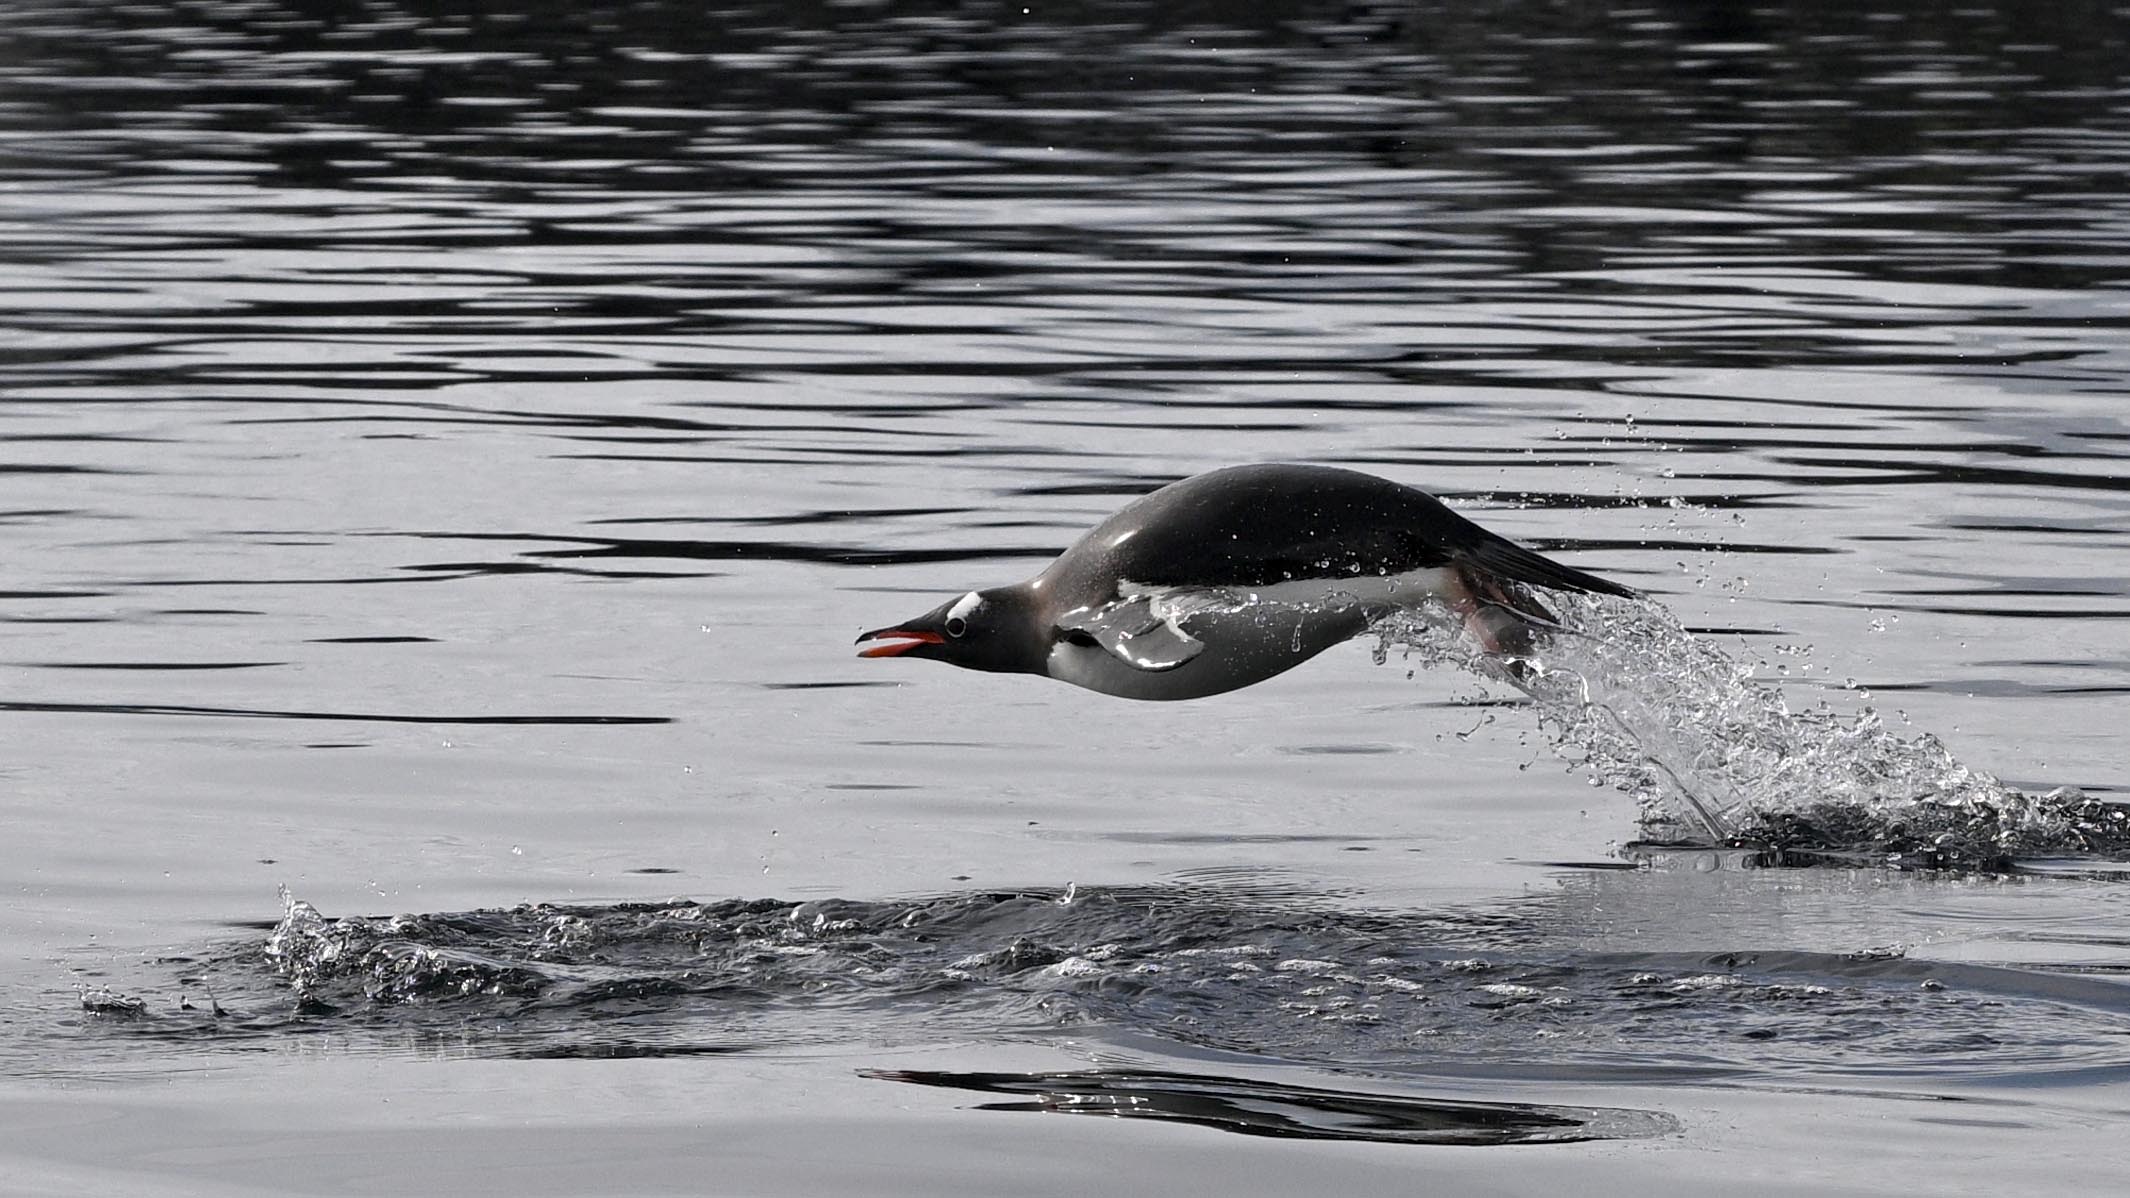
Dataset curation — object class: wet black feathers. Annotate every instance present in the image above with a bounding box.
[1083,464,1634,598]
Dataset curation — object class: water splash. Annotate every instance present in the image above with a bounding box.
[1370,592,2129,869]
[79,882,2130,1080]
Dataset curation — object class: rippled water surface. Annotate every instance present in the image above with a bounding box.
[6,1,2130,1192]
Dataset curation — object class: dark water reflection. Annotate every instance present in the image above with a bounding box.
[0,7,2124,754]
[7,2,2122,770]
[5,9,2126,550]
[9,1,2130,384]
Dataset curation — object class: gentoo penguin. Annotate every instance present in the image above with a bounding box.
[854,463,1635,701]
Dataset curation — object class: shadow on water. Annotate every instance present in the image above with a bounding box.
[862,1066,1680,1146]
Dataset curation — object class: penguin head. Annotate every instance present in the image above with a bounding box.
[855,586,1045,676]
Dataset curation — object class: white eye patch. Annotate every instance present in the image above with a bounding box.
[947,591,983,623]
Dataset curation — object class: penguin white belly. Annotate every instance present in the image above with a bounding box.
[1043,567,1457,700]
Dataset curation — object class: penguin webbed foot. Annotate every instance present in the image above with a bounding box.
[1451,568,1542,652]
[1450,569,1587,689]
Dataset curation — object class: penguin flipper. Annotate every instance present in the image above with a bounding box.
[1058,598,1205,672]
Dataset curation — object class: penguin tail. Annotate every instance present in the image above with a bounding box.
[1455,533,1638,601]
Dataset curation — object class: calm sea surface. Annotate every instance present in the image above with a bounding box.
[4,1,2129,1191]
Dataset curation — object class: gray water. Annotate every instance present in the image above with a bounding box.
[6,1,2130,1192]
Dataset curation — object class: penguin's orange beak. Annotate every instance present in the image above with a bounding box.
[854,626,945,658]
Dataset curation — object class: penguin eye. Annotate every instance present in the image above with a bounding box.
[943,591,981,638]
